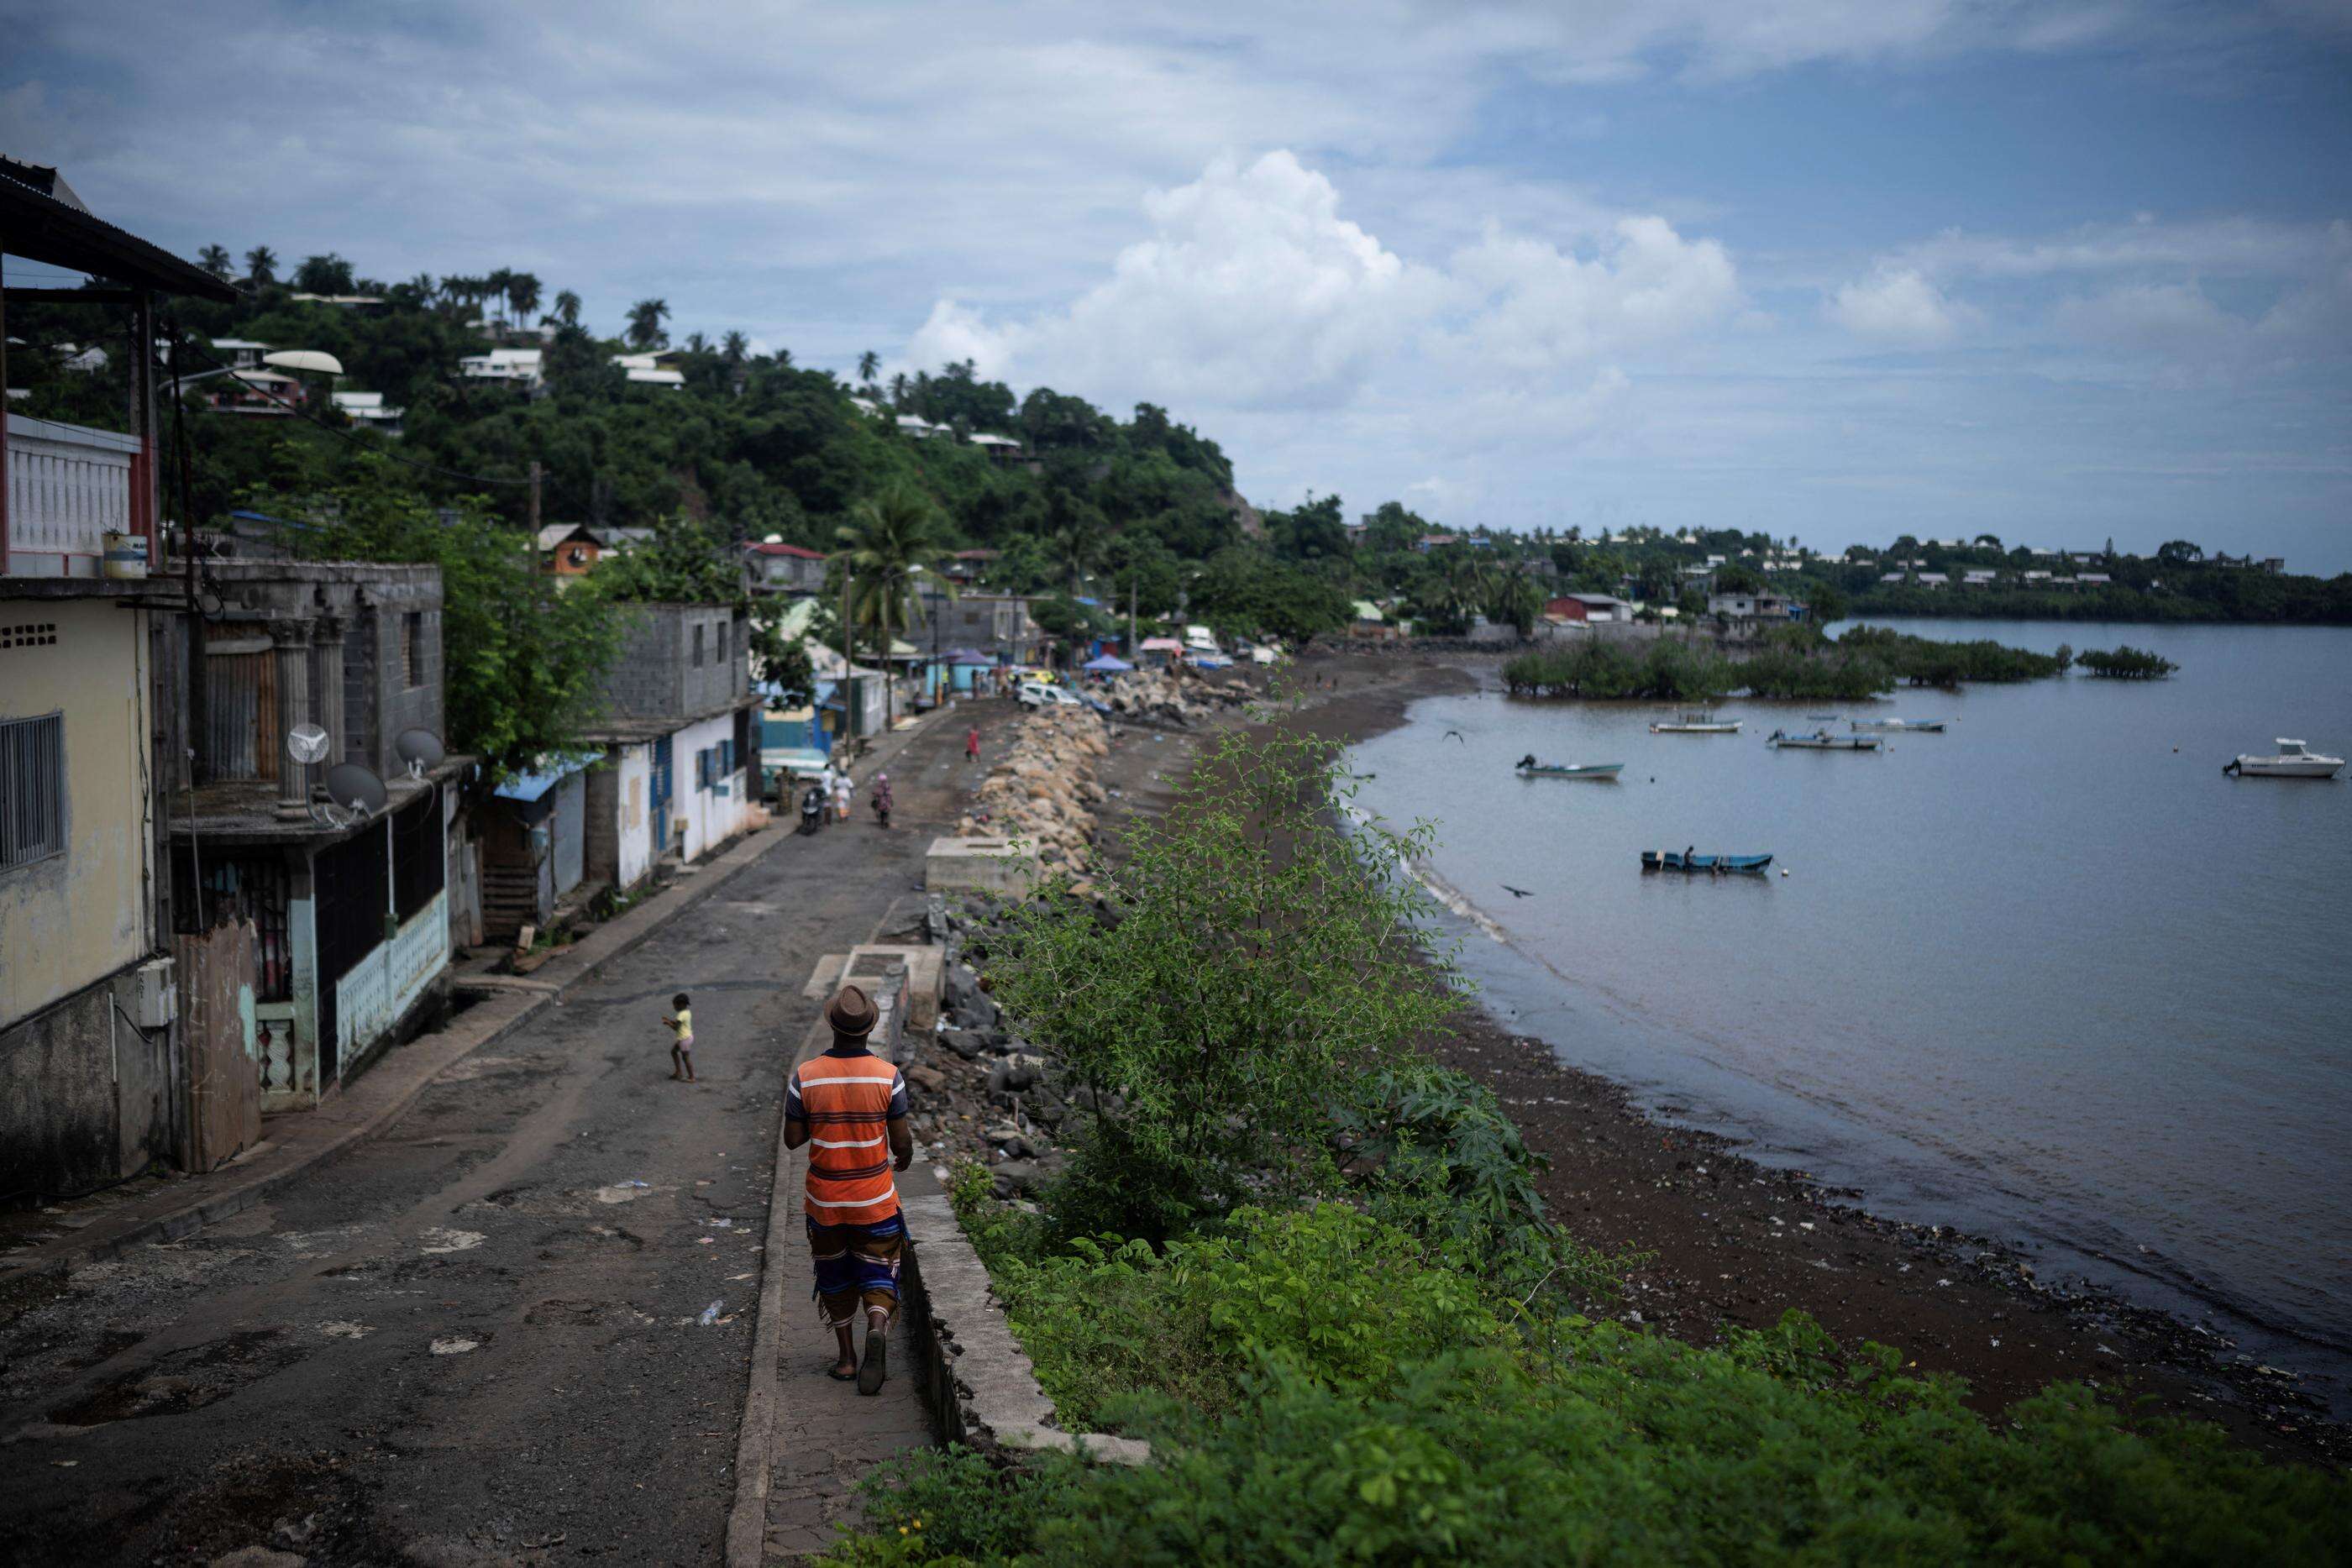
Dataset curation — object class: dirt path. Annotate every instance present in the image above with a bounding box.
[0,704,1023,1566]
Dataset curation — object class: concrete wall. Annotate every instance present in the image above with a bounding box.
[670,711,748,863]
[612,743,653,888]
[600,604,749,723]
[0,968,172,1198]
[0,598,153,1030]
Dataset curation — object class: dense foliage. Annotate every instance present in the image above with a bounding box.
[2076,644,2180,679]
[980,726,1466,1242]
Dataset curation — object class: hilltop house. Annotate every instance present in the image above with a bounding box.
[743,538,826,596]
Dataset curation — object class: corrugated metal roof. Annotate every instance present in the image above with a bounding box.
[493,752,598,802]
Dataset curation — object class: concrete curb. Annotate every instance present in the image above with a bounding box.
[723,1015,825,1568]
[899,1193,1150,1468]
[1,813,800,1283]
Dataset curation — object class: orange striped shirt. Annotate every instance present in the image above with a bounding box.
[786,1051,907,1225]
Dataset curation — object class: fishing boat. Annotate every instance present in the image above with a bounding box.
[2224,739,2345,779]
[1515,754,1623,780]
[1651,710,1741,734]
[1851,717,1946,733]
[1641,850,1773,874]
[1767,729,1880,751]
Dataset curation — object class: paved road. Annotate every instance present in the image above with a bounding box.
[0,707,1016,1567]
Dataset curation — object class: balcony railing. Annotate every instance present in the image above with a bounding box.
[3,414,143,577]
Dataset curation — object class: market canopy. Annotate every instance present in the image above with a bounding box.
[1139,637,1184,652]
[949,649,996,667]
[1082,654,1133,672]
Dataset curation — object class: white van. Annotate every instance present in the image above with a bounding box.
[1016,680,1081,709]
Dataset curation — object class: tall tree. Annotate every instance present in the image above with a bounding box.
[547,289,582,328]
[244,246,278,286]
[196,244,232,280]
[507,271,541,327]
[625,297,671,349]
[722,330,749,362]
[484,268,514,327]
[833,483,956,732]
[887,372,909,406]
[292,253,356,293]
[857,349,880,385]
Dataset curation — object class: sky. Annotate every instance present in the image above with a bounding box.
[6,1,2349,569]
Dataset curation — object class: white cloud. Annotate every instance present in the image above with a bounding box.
[915,153,1737,418]
[1439,217,1741,372]
[1827,267,1968,343]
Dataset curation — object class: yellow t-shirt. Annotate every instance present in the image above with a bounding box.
[669,1008,693,1046]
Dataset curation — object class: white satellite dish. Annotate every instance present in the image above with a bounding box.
[324,763,389,818]
[286,722,331,765]
[262,349,344,376]
[394,727,445,780]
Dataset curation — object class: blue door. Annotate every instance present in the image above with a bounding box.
[649,737,674,852]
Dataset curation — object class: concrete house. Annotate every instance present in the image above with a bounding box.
[571,604,758,907]
[160,562,462,1112]
[743,538,826,596]
[2,159,245,1195]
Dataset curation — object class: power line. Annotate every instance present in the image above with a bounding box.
[172,336,533,488]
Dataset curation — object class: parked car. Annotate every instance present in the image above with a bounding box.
[1016,680,1082,709]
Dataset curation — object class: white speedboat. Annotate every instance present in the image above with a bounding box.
[2226,739,2344,779]
[1651,710,1740,734]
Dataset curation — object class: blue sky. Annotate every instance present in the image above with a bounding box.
[6,1,2348,569]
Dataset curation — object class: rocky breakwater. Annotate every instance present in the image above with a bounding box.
[1093,667,1252,729]
[899,901,1070,1203]
[958,705,1111,889]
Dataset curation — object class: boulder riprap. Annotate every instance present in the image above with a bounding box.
[957,704,1113,882]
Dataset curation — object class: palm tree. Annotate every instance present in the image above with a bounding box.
[722,330,749,362]
[1486,559,1546,639]
[833,484,957,732]
[244,246,277,286]
[547,290,582,329]
[858,349,879,385]
[887,372,908,408]
[507,272,541,328]
[626,298,671,349]
[197,244,232,279]
[1427,547,1492,633]
[684,330,710,354]
[484,268,514,327]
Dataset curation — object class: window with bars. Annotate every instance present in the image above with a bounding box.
[402,612,425,689]
[1,713,67,873]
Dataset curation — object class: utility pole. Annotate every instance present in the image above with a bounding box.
[528,460,542,534]
[1128,578,1137,658]
[838,564,855,738]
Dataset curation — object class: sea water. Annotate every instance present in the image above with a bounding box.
[1347,620,2352,1404]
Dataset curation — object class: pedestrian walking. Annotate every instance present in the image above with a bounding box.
[965,725,980,764]
[663,993,696,1083]
[784,986,912,1392]
[832,768,853,823]
[870,770,893,829]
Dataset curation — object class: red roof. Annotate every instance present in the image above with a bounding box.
[953,548,1001,560]
[746,541,824,559]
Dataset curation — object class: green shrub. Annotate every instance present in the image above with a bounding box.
[1336,1061,1624,1304]
[978,1204,1505,1429]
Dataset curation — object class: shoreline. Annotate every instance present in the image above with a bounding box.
[1242,650,2343,1467]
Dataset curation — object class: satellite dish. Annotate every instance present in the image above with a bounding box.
[262,349,344,376]
[763,532,784,544]
[395,727,445,779]
[323,763,389,817]
[286,722,331,765]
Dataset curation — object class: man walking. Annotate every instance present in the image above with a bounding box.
[784,986,913,1392]
[965,724,980,765]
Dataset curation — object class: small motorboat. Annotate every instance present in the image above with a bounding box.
[1851,718,1945,733]
[2224,739,2344,779]
[1516,754,1623,779]
[1641,850,1773,874]
[1651,710,1741,734]
[1767,729,1880,751]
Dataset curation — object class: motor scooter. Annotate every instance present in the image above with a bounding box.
[798,784,827,836]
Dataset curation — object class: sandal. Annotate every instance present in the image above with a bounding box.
[857,1327,888,1395]
[827,1363,858,1382]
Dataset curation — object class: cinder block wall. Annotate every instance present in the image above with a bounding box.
[600,605,748,721]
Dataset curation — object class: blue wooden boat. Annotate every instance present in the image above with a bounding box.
[1641,850,1773,873]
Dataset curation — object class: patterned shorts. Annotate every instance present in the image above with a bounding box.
[807,1213,906,1324]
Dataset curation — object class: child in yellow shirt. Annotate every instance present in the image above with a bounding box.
[664,993,696,1082]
